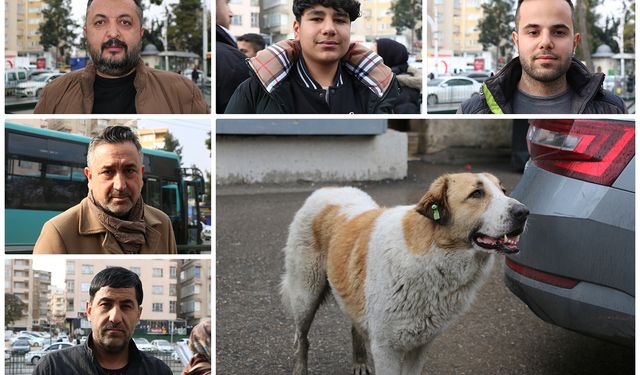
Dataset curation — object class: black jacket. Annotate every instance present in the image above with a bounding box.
[224,40,399,114]
[216,25,250,114]
[458,57,627,114]
[32,336,172,375]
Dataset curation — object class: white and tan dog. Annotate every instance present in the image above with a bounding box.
[281,173,528,375]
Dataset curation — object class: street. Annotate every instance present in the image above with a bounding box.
[216,160,634,375]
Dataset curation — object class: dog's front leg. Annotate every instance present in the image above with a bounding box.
[401,343,431,375]
[370,342,402,375]
[351,326,371,374]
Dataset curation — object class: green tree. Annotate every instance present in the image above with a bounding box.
[163,132,183,165]
[39,0,79,58]
[167,0,203,53]
[5,294,26,327]
[391,0,421,51]
[478,0,515,69]
[143,19,166,53]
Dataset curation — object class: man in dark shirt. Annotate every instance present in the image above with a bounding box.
[32,267,172,375]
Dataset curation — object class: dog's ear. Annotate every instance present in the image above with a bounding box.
[416,175,450,224]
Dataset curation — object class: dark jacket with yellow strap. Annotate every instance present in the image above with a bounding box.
[458,57,627,114]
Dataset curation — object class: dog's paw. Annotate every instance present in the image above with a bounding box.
[352,363,371,375]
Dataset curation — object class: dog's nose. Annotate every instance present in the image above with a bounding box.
[510,203,529,223]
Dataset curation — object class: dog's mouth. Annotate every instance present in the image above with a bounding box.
[472,229,523,255]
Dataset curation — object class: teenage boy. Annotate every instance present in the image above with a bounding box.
[225,0,399,114]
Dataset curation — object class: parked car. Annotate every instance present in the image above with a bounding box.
[25,342,75,365]
[150,339,174,353]
[5,330,15,341]
[4,348,11,361]
[15,73,64,97]
[459,70,491,82]
[11,334,45,347]
[426,76,481,105]
[603,75,626,95]
[182,68,204,85]
[132,337,155,353]
[505,119,635,347]
[5,68,29,93]
[201,222,211,241]
[27,68,54,80]
[10,339,31,355]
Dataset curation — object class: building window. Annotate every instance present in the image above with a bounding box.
[170,301,176,313]
[66,261,75,274]
[170,266,177,279]
[152,286,164,295]
[232,15,242,26]
[66,280,74,293]
[81,264,94,275]
[67,299,74,312]
[130,267,141,276]
[169,284,177,297]
[251,12,259,28]
[153,268,163,277]
[152,303,163,312]
[81,283,90,292]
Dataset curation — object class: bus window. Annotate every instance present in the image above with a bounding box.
[8,133,49,159]
[46,164,72,180]
[7,159,41,177]
[48,138,86,164]
[6,159,45,210]
[145,177,161,209]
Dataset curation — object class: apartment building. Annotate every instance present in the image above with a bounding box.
[228,0,261,37]
[138,128,170,150]
[5,0,46,53]
[5,259,51,331]
[352,0,397,42]
[64,260,178,334]
[177,259,211,326]
[50,287,67,329]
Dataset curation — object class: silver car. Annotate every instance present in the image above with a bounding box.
[505,119,634,347]
[25,342,75,365]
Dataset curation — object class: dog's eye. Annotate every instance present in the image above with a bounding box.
[469,189,484,199]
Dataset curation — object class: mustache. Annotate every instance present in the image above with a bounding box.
[101,38,128,51]
[109,189,131,199]
[533,51,559,59]
[103,322,126,332]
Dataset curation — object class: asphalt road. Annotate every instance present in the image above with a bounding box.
[216,160,634,375]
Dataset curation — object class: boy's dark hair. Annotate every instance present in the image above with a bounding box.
[515,0,575,29]
[238,33,267,52]
[87,125,143,167]
[292,0,361,22]
[89,266,143,305]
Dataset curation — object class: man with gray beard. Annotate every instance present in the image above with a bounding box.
[34,0,209,114]
[458,0,626,114]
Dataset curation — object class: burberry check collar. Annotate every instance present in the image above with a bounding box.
[247,39,393,98]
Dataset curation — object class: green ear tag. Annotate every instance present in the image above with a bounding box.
[431,204,440,220]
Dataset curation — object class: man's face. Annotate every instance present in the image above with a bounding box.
[85,142,144,217]
[293,5,351,67]
[237,41,257,58]
[84,0,144,77]
[86,286,142,354]
[513,0,580,83]
[216,0,233,29]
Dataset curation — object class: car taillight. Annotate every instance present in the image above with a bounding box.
[506,258,578,289]
[527,119,635,186]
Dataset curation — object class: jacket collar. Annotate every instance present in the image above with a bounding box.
[78,197,163,252]
[248,39,394,97]
[481,56,605,114]
[294,56,344,90]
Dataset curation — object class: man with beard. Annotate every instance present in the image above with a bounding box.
[33,0,209,114]
[33,267,173,375]
[458,0,626,114]
[33,126,177,254]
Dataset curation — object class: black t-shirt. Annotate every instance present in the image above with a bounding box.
[92,72,137,114]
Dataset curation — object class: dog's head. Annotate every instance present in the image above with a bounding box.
[416,173,528,254]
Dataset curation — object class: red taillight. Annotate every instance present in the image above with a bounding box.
[506,258,579,289]
[527,119,635,186]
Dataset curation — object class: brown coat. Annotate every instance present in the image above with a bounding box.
[33,60,210,114]
[33,198,177,254]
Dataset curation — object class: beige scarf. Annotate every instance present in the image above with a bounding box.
[88,192,146,254]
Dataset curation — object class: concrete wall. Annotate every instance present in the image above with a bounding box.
[217,130,408,184]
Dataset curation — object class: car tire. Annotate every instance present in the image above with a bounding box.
[31,356,40,365]
[427,94,438,106]
[36,88,43,97]
[471,92,479,98]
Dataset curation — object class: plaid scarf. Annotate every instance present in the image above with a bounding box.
[88,192,146,254]
[248,39,393,98]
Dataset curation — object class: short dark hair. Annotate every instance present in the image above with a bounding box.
[86,0,143,24]
[87,125,143,167]
[89,266,143,305]
[237,33,266,52]
[515,0,575,30]
[292,0,361,22]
